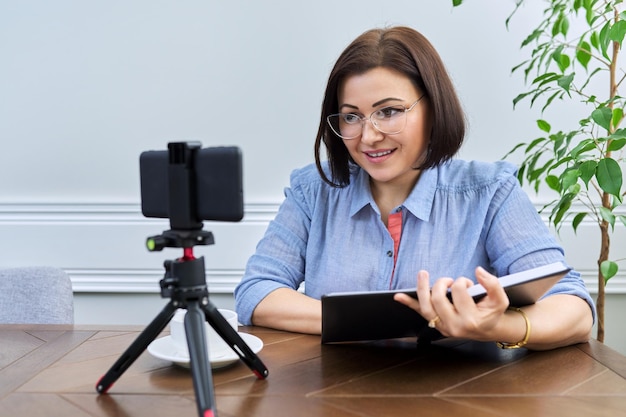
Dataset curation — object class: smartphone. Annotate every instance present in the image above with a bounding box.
[139,143,243,223]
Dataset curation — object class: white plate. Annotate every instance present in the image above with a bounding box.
[147,332,263,369]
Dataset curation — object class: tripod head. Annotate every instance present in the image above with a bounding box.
[146,226,215,252]
[139,141,243,252]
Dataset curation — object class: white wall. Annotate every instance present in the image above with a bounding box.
[1,1,625,353]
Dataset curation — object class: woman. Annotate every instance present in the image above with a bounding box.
[235,26,594,350]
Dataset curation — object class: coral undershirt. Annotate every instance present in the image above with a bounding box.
[387,210,403,289]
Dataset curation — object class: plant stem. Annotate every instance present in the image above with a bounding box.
[596,6,621,343]
[597,217,609,342]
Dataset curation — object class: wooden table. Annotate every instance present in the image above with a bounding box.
[1,324,626,417]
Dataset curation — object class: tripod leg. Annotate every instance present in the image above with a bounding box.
[204,301,268,379]
[96,301,178,394]
[185,300,217,417]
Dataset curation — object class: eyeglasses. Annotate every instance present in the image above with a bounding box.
[326,95,425,140]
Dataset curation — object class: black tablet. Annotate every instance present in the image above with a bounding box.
[320,262,571,343]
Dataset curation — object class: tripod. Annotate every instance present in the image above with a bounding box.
[96,229,269,417]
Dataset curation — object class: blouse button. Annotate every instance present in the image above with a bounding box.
[386,250,393,257]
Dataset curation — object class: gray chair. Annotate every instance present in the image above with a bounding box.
[0,266,74,324]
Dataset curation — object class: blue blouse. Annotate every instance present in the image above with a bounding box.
[234,159,595,325]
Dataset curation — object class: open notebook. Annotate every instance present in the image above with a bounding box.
[320,262,571,344]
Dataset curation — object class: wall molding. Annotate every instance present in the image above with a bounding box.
[0,202,278,294]
[65,268,626,295]
[0,202,280,223]
[67,268,245,293]
[1,201,624,295]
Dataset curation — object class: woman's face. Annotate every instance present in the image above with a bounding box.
[337,67,431,190]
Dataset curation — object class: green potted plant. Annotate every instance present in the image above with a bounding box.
[453,0,625,342]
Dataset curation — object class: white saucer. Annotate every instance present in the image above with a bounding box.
[147,332,263,369]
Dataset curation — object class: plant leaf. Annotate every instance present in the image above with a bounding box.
[576,40,592,69]
[608,138,626,151]
[592,107,613,131]
[513,91,534,108]
[596,158,623,197]
[613,108,624,131]
[503,142,528,159]
[533,72,560,86]
[601,260,618,283]
[590,30,599,50]
[560,14,570,37]
[599,206,616,229]
[572,212,586,233]
[549,156,573,172]
[537,119,551,132]
[542,90,564,112]
[610,128,626,139]
[585,3,595,26]
[609,20,626,46]
[570,139,596,159]
[526,137,547,153]
[578,160,597,187]
[557,73,575,92]
[561,168,580,191]
[521,29,543,47]
[546,174,561,191]
[599,21,612,60]
[512,60,531,74]
[550,193,575,227]
[556,53,571,72]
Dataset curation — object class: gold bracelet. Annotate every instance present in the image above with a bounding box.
[496,307,531,349]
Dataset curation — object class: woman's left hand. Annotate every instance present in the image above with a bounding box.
[394,266,510,340]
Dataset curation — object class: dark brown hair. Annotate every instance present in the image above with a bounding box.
[314,26,466,187]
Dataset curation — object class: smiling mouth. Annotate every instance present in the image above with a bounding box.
[365,150,394,158]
